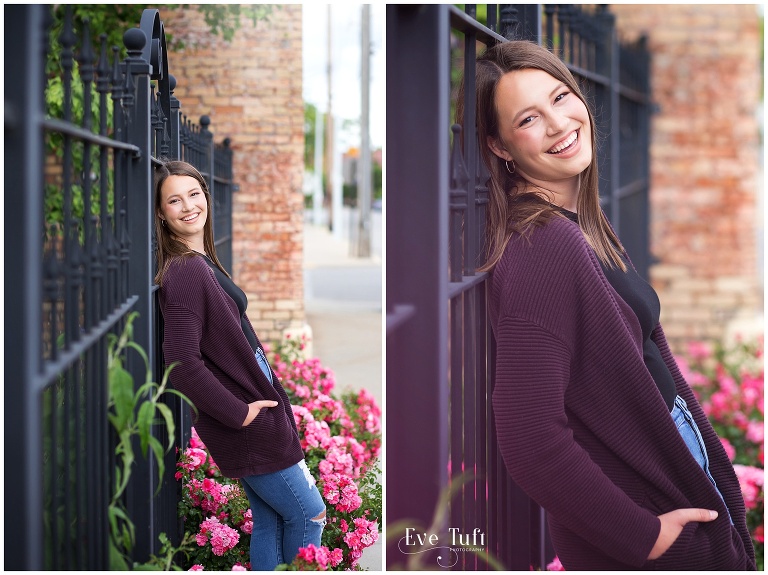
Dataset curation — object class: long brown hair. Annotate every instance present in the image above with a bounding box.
[154,160,230,285]
[456,40,626,272]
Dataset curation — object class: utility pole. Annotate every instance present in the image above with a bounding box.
[357,4,372,257]
[324,5,334,230]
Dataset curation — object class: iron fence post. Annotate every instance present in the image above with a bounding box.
[386,5,450,567]
[5,4,45,570]
[121,25,159,562]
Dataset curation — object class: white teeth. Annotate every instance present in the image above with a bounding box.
[548,131,578,154]
[182,213,199,222]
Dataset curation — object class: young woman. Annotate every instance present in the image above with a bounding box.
[154,160,325,570]
[458,41,755,570]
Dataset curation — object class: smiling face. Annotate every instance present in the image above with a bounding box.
[157,174,208,249]
[487,68,592,199]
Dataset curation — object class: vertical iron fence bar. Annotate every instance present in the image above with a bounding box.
[448,110,468,573]
[169,75,180,159]
[80,19,96,333]
[608,14,620,227]
[476,192,489,569]
[638,36,651,280]
[449,299,463,566]
[544,5,555,50]
[386,6,450,566]
[121,25,159,561]
[462,290,478,569]
[97,36,111,325]
[110,46,122,310]
[201,115,215,216]
[4,8,46,565]
[458,21,480,558]
[61,8,76,350]
[487,4,498,32]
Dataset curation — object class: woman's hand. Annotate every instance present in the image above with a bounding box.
[242,400,279,427]
[647,508,718,560]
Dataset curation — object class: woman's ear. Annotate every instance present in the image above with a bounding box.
[487,137,513,161]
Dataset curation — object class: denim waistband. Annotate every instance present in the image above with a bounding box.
[670,394,733,525]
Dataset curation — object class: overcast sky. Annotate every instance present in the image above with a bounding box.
[302,4,384,150]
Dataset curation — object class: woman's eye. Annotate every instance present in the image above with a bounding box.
[519,116,534,127]
[555,92,570,103]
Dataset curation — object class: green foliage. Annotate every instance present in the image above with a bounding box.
[44,4,279,227]
[194,5,278,43]
[305,102,321,171]
[106,311,195,566]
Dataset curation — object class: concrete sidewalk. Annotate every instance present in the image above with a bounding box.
[302,221,383,571]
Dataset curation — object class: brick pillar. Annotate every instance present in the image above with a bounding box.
[611,5,763,351]
[162,5,305,342]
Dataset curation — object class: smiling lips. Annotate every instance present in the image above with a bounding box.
[181,213,200,222]
[547,130,579,154]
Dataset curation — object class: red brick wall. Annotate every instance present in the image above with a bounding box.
[161,5,305,341]
[611,5,762,350]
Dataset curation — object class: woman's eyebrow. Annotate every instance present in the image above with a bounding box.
[512,82,568,123]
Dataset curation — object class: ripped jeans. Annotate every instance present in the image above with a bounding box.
[240,460,326,570]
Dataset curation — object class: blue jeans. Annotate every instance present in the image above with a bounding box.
[240,460,326,570]
[671,395,733,525]
[255,348,273,385]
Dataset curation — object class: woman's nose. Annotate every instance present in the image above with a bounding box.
[547,110,569,134]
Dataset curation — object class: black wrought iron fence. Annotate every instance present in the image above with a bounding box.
[5,6,236,569]
[387,4,651,570]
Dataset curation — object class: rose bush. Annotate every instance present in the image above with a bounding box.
[678,336,764,570]
[175,334,381,571]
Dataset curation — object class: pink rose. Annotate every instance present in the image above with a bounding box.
[546,555,565,571]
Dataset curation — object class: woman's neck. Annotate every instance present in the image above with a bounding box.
[174,235,206,256]
[525,180,579,212]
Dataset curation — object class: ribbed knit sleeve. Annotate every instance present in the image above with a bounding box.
[492,316,660,567]
[160,258,249,430]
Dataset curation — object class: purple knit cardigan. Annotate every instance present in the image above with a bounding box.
[159,255,304,478]
[489,216,755,570]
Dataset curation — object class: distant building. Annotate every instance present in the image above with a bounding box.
[612,5,763,350]
[164,6,304,342]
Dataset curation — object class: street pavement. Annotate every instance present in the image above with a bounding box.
[303,220,383,570]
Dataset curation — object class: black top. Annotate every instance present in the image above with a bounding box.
[199,254,260,355]
[559,209,676,411]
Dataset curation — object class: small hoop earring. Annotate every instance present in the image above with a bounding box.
[505,159,516,175]
[161,219,166,227]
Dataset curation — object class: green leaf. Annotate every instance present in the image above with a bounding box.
[148,435,166,495]
[109,539,130,571]
[108,504,135,552]
[155,402,176,453]
[137,401,155,457]
[126,340,151,384]
[108,364,135,431]
[157,362,179,396]
[113,429,135,500]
